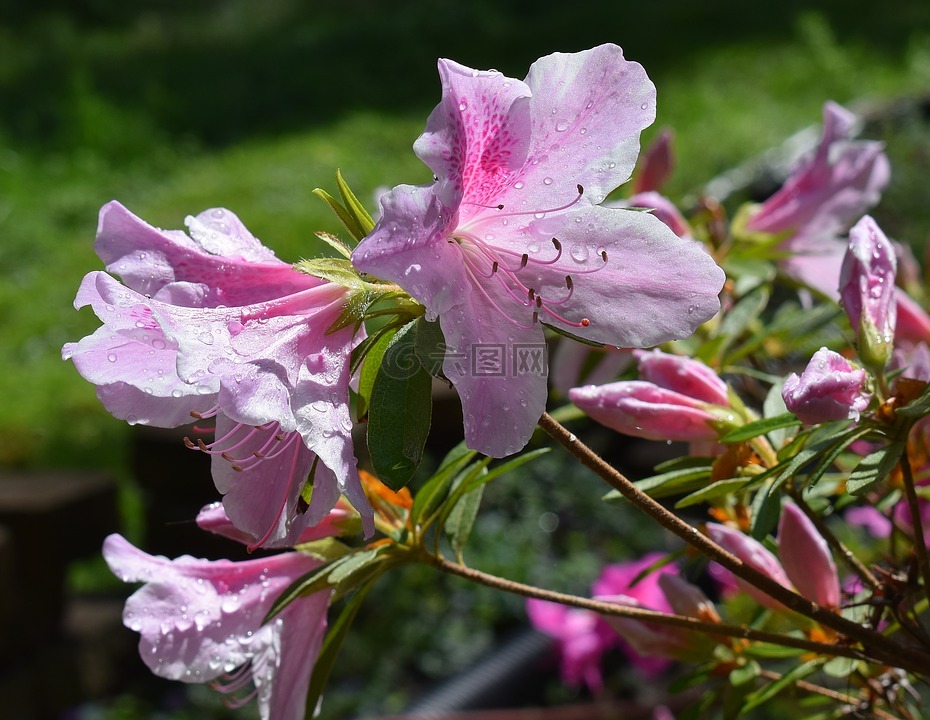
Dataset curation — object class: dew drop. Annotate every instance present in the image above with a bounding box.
[555,120,569,132]
[543,177,553,186]
[152,338,166,350]
[641,102,649,110]
[107,352,117,362]
[514,181,525,190]
[198,331,215,345]
[570,244,590,262]
[171,389,183,398]
[527,241,540,253]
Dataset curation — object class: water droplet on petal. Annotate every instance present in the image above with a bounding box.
[570,244,589,263]
[514,181,524,190]
[198,331,215,345]
[107,352,117,362]
[543,177,553,186]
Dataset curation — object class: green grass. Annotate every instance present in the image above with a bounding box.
[4,2,930,716]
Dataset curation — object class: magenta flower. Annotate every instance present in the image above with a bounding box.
[706,522,791,610]
[525,599,612,692]
[840,215,897,368]
[778,503,840,608]
[103,534,329,720]
[782,347,870,425]
[351,45,724,457]
[570,350,729,442]
[63,203,373,545]
[746,102,890,298]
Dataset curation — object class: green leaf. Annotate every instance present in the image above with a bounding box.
[763,380,792,448]
[295,257,368,290]
[335,168,375,239]
[741,659,822,713]
[303,580,376,719]
[294,537,353,562]
[414,316,448,378]
[750,478,781,539]
[675,477,750,509]
[367,322,433,491]
[356,326,398,421]
[806,425,875,489]
[604,464,712,503]
[742,642,807,659]
[896,382,930,417]
[410,442,476,526]
[847,441,905,496]
[719,285,770,358]
[720,413,800,444]
[446,484,485,560]
[314,231,352,259]
[468,448,551,491]
[313,187,365,242]
[729,660,761,687]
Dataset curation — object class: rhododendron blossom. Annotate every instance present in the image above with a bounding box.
[746,102,890,298]
[63,203,373,545]
[352,44,724,457]
[103,534,329,720]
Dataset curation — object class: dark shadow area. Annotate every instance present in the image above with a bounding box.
[2,0,930,151]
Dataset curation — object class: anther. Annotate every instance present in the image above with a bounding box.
[566,275,573,290]
[492,261,499,274]
[190,410,204,419]
[532,311,539,324]
[254,451,265,459]
[528,288,535,301]
[232,465,244,472]
[581,318,590,327]
[520,254,528,269]
[197,439,209,452]
[535,295,542,308]
[577,184,584,195]
[183,437,196,449]
[552,238,562,251]
[221,452,234,461]
[601,249,608,262]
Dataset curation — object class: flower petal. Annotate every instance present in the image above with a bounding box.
[352,184,469,321]
[522,44,656,205]
[414,60,532,212]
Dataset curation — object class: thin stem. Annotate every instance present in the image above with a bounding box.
[899,450,930,609]
[757,669,897,720]
[426,553,876,665]
[788,488,881,591]
[538,412,930,672]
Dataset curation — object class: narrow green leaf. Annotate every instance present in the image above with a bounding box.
[806,425,875,489]
[446,484,485,560]
[763,380,792,448]
[265,555,350,621]
[720,413,800,444]
[466,448,550,492]
[896,382,930,417]
[335,169,375,239]
[603,465,712,503]
[741,659,822,713]
[312,187,363,241]
[847,441,905,496]
[314,231,352,259]
[295,257,368,290]
[742,642,807,659]
[356,326,398,420]
[719,285,770,358]
[675,478,749,509]
[303,581,376,719]
[750,478,781,539]
[367,322,433,491]
[409,443,476,526]
[654,455,716,473]
[729,660,761,687]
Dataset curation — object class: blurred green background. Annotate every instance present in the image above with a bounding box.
[2,0,930,717]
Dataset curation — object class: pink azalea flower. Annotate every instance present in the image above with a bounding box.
[778,503,840,608]
[621,191,691,239]
[103,533,329,720]
[592,553,678,677]
[839,215,897,368]
[569,350,729,442]
[549,341,632,397]
[746,102,890,298]
[351,44,724,457]
[63,203,373,546]
[525,599,612,693]
[782,347,870,425]
[894,289,930,348]
[706,523,792,610]
[196,501,355,548]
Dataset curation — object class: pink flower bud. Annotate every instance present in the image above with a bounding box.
[658,574,720,623]
[706,523,791,610]
[894,288,930,347]
[839,215,897,369]
[782,347,870,425]
[777,503,840,608]
[634,349,729,406]
[626,192,691,239]
[633,128,674,193]
[569,381,720,442]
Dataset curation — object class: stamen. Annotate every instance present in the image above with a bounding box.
[247,438,304,552]
[566,275,573,290]
[492,261,498,274]
[601,249,608,262]
[520,254,528,269]
[468,184,586,224]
